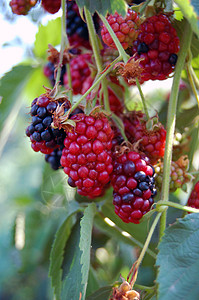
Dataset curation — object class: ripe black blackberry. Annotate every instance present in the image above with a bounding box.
[26,94,70,154]
[66,0,99,49]
[45,146,63,170]
[43,62,66,86]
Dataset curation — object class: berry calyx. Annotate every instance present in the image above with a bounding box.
[111,149,156,224]
[101,8,141,50]
[60,113,114,198]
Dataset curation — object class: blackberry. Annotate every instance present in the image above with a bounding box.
[60,113,114,198]
[187,181,199,210]
[130,14,180,83]
[101,8,141,50]
[66,0,100,49]
[111,151,156,224]
[9,0,37,15]
[41,0,61,14]
[43,62,66,86]
[26,94,70,154]
[45,147,63,170]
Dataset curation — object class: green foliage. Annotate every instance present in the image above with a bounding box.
[34,18,61,58]
[49,210,79,300]
[174,0,199,38]
[0,65,33,131]
[80,203,97,299]
[157,214,199,299]
[86,286,113,300]
[75,0,127,16]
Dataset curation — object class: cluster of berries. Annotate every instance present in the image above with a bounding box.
[26,86,161,224]
[23,0,195,223]
[101,10,180,83]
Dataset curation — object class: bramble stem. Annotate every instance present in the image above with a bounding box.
[156,200,199,214]
[128,213,161,287]
[136,78,150,120]
[84,7,111,112]
[69,56,122,113]
[55,0,73,100]
[186,62,199,107]
[159,20,192,239]
[99,14,130,64]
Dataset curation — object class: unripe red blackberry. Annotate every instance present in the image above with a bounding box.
[111,150,156,224]
[41,0,61,14]
[130,14,180,83]
[187,181,199,210]
[60,113,114,198]
[9,0,37,15]
[154,156,192,193]
[123,112,166,164]
[101,8,141,50]
[64,53,92,95]
[26,93,70,154]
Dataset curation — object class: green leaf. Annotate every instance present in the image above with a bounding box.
[86,286,113,300]
[49,211,78,300]
[174,0,199,38]
[61,220,84,300]
[80,203,97,300]
[34,18,61,58]
[0,65,33,131]
[75,0,127,16]
[86,267,100,297]
[156,214,199,300]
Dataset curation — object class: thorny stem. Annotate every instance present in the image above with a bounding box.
[159,20,192,239]
[156,200,199,214]
[84,7,111,112]
[99,213,156,258]
[70,56,122,113]
[128,213,161,287]
[55,0,73,100]
[99,14,130,64]
[136,78,150,120]
[186,62,199,107]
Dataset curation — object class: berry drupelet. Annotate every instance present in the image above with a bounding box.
[111,151,156,224]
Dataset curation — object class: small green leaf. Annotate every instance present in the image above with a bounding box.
[49,211,78,300]
[86,286,113,300]
[34,18,61,58]
[75,0,127,16]
[174,0,199,38]
[156,214,199,300]
[80,203,97,300]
